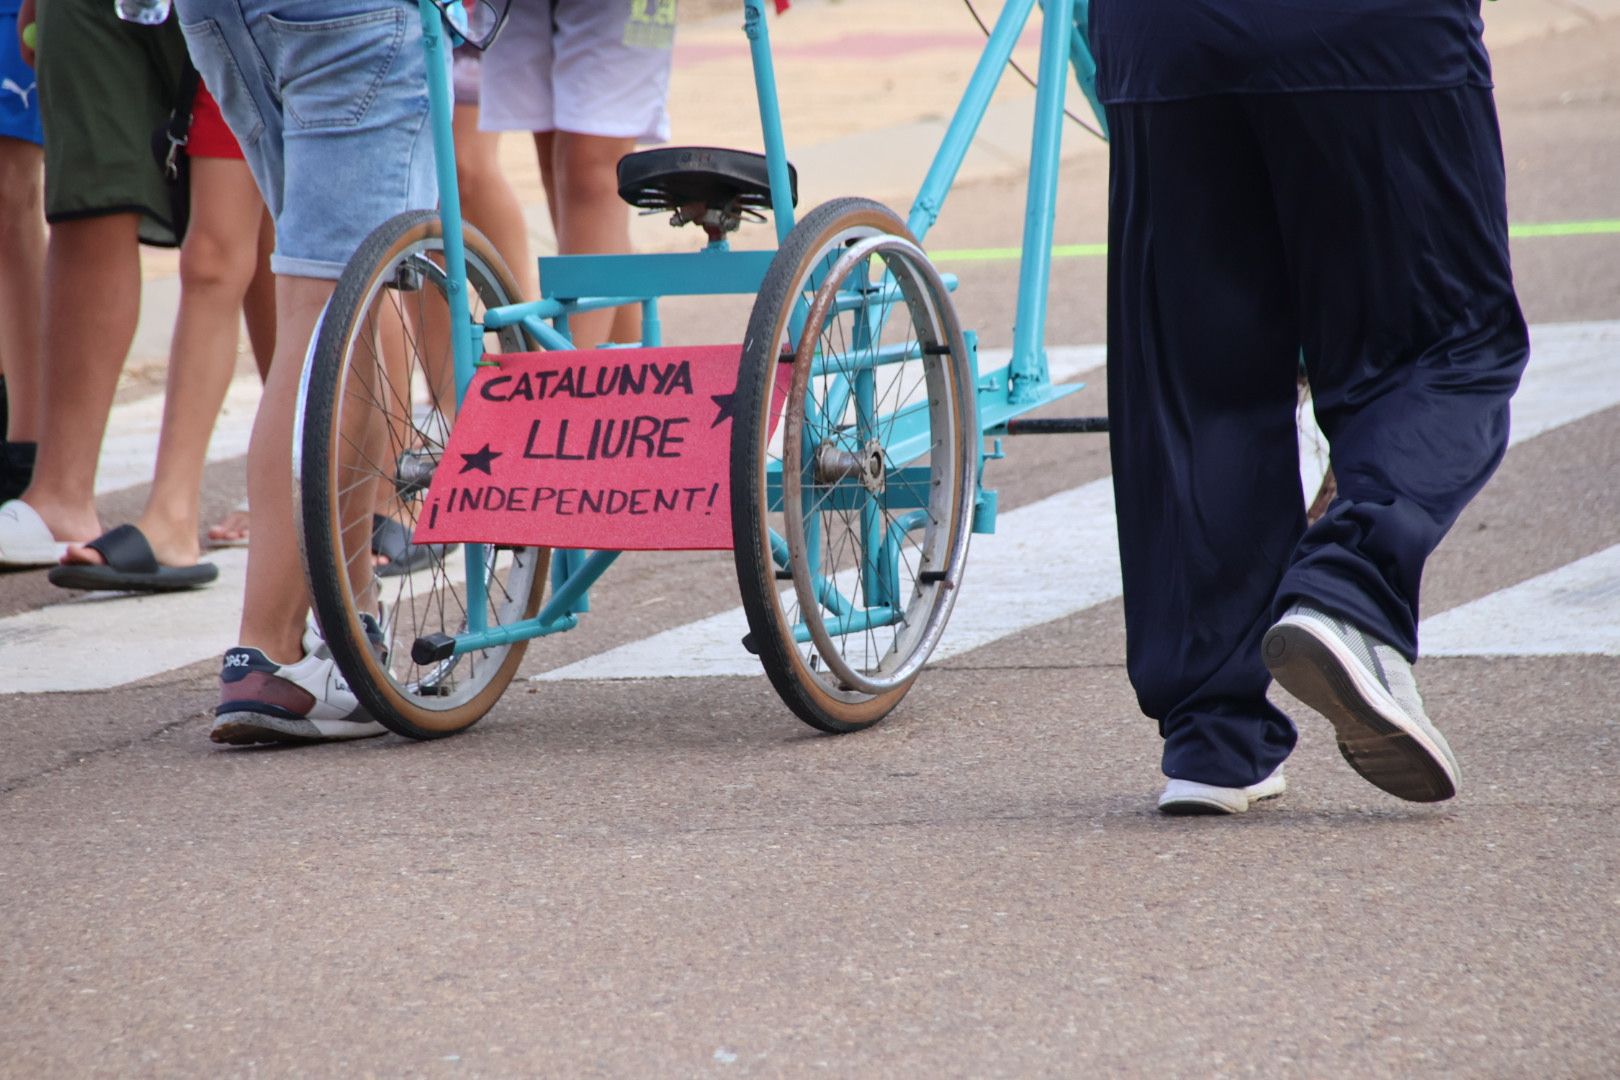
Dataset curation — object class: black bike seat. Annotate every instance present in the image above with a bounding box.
[617,146,798,214]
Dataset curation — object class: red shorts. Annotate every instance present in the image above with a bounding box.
[189,81,245,160]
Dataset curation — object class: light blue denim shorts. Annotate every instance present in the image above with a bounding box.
[174,0,437,279]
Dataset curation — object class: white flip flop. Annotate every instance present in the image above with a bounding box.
[0,500,72,568]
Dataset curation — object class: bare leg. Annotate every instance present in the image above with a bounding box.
[242,210,277,380]
[538,130,639,349]
[61,158,263,568]
[0,137,45,444]
[19,213,142,542]
[237,276,333,664]
[533,130,560,236]
[456,104,536,300]
[206,206,277,547]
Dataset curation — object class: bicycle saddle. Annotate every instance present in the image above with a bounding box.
[617,146,798,239]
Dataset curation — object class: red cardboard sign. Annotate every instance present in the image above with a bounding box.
[411,346,786,552]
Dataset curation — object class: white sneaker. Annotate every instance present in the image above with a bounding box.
[211,614,388,745]
[1159,766,1287,815]
[303,601,392,661]
[1264,603,1458,802]
[301,610,328,659]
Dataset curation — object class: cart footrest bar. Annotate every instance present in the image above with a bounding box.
[1003,416,1109,434]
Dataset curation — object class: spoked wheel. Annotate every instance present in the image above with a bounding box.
[297,210,549,740]
[731,198,977,733]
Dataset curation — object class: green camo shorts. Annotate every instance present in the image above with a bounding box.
[37,0,190,247]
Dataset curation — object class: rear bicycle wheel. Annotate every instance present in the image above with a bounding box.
[731,198,977,733]
[297,210,549,740]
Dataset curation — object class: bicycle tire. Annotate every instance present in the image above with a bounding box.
[297,210,548,740]
[731,198,976,733]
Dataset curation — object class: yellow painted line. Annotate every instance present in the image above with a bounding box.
[929,242,1106,262]
[929,219,1620,264]
[1509,219,1620,239]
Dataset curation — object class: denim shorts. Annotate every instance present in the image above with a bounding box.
[173,0,437,279]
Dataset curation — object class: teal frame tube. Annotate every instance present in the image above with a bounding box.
[1008,0,1075,401]
[744,0,797,241]
[906,0,1037,241]
[419,1,491,633]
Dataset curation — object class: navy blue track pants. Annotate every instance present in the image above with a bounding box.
[1103,87,1530,787]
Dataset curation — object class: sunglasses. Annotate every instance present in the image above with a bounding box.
[430,0,514,52]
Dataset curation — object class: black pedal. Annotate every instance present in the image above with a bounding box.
[412,633,457,666]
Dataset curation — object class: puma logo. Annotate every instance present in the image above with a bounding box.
[1,77,35,109]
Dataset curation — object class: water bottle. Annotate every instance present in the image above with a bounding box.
[115,0,172,25]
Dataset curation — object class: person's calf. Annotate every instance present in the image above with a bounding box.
[27,213,143,540]
[7,488,99,544]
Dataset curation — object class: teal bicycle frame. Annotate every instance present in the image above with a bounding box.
[415,0,1104,658]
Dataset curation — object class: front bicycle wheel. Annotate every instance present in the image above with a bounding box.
[297,210,548,740]
[731,198,977,733]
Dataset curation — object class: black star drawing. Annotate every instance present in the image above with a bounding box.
[459,443,503,475]
[710,392,736,428]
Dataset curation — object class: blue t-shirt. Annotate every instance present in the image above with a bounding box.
[1091,0,1492,104]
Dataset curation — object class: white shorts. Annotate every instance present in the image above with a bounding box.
[479,0,675,143]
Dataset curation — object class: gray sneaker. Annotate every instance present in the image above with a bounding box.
[1263,604,1458,802]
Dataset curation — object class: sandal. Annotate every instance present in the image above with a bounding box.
[372,514,445,578]
[48,523,219,593]
[0,499,72,568]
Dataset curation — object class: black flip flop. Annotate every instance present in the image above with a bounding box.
[47,523,219,593]
[372,514,445,578]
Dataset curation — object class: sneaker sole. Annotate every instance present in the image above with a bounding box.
[1158,791,1283,816]
[211,712,387,746]
[1263,620,1456,802]
[1158,773,1287,816]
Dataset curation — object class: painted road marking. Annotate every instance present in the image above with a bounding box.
[536,320,1620,682]
[0,546,472,696]
[535,477,1119,683]
[96,375,260,496]
[1,550,251,695]
[1,322,1615,694]
[1423,544,1620,657]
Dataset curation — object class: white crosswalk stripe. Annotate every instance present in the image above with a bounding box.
[536,319,1620,681]
[1422,544,1620,657]
[95,375,261,496]
[1,321,1616,695]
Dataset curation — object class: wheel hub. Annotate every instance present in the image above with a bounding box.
[813,439,886,494]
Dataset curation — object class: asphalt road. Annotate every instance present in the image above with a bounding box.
[3,8,1619,1077]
